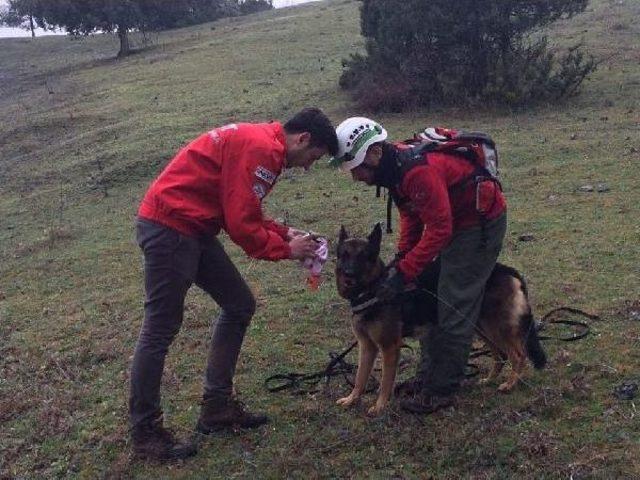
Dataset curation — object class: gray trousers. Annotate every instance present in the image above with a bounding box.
[129,218,256,427]
[418,214,507,396]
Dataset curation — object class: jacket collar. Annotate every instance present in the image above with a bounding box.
[374,142,401,188]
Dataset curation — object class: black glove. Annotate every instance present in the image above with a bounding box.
[388,251,406,268]
[376,267,405,302]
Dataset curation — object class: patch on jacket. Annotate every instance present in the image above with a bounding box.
[253,183,267,200]
[255,166,276,185]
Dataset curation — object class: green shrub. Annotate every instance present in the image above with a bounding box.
[341,0,597,111]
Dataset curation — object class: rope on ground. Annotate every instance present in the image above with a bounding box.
[265,341,363,395]
[265,306,598,394]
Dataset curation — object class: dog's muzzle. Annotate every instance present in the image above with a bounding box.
[341,275,357,289]
[337,267,358,287]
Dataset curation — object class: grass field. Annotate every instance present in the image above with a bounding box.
[1,0,639,478]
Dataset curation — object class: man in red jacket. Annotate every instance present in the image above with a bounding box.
[130,108,338,461]
[332,117,507,414]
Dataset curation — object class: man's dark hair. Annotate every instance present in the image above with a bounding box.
[284,107,339,156]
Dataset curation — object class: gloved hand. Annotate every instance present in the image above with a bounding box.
[388,252,406,269]
[376,267,405,302]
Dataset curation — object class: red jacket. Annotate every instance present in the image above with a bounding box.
[138,122,292,261]
[394,148,507,281]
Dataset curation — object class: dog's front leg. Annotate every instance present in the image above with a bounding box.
[367,342,401,417]
[337,337,377,408]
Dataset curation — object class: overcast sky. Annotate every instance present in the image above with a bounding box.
[0,0,323,38]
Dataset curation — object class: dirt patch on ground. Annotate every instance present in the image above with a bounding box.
[613,299,640,322]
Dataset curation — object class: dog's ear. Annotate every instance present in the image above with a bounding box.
[338,225,349,245]
[367,223,382,259]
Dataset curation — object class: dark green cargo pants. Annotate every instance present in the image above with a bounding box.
[418,213,507,396]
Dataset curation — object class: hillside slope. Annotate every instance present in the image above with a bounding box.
[1,0,639,478]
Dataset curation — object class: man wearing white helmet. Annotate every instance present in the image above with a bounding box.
[331,117,507,414]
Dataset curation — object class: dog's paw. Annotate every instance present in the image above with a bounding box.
[336,395,359,407]
[366,404,386,417]
[497,382,514,393]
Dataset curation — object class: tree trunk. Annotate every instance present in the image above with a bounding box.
[117,26,131,57]
[29,15,35,38]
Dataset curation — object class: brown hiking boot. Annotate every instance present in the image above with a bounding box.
[196,395,268,434]
[399,392,455,415]
[131,416,197,462]
[394,376,424,397]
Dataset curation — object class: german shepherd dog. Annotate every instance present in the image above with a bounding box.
[335,224,546,416]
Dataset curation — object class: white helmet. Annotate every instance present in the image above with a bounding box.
[329,117,387,171]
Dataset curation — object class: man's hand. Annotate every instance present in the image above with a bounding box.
[376,267,405,302]
[286,227,308,240]
[289,235,319,260]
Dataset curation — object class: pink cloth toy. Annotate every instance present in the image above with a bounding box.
[302,237,328,290]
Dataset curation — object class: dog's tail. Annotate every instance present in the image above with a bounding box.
[522,310,547,369]
[516,271,547,370]
[497,263,548,369]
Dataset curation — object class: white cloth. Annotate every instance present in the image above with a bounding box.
[302,237,328,275]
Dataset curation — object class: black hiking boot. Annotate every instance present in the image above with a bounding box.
[131,416,197,462]
[196,394,268,434]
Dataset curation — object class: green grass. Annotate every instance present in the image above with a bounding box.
[1,0,639,478]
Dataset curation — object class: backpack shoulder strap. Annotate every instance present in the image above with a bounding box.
[397,143,432,178]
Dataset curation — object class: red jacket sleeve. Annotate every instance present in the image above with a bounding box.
[263,219,289,240]
[221,141,292,261]
[397,206,423,256]
[397,166,453,281]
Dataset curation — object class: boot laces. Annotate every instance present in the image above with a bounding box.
[228,397,249,414]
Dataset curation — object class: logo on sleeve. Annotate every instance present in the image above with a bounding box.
[255,166,276,185]
[253,183,267,200]
[208,123,238,142]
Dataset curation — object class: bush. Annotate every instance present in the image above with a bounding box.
[239,0,273,15]
[341,0,597,111]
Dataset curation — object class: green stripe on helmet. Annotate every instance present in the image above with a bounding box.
[350,125,382,157]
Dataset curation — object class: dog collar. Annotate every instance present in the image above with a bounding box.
[350,291,380,315]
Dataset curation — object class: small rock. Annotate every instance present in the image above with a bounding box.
[578,184,594,192]
[518,233,535,242]
[570,133,578,140]
[547,194,559,203]
[595,182,610,193]
[630,310,640,322]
